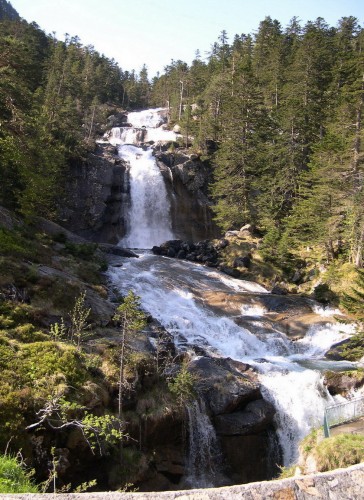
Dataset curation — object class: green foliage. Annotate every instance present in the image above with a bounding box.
[50,317,67,342]
[0,18,127,218]
[113,291,147,333]
[0,228,32,259]
[334,332,364,361]
[149,17,364,270]
[312,434,364,472]
[68,291,91,348]
[18,342,86,386]
[82,413,124,453]
[64,242,98,259]
[278,465,297,479]
[342,269,364,322]
[114,291,147,417]
[0,455,38,493]
[168,363,196,407]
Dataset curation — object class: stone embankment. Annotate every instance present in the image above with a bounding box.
[5,463,364,499]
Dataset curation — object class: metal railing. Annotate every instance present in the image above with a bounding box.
[324,396,364,438]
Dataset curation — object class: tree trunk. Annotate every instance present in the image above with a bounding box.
[118,325,126,419]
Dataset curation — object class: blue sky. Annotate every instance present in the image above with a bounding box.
[10,0,364,77]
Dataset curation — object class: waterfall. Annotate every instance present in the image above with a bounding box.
[108,108,180,248]
[185,399,223,488]
[108,254,356,473]
[118,145,173,248]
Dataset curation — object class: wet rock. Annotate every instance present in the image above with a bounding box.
[98,243,138,257]
[189,356,260,415]
[107,112,128,127]
[155,151,219,241]
[177,249,186,259]
[271,284,288,295]
[219,266,242,278]
[324,370,364,396]
[214,399,276,435]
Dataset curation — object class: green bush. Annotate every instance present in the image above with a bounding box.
[0,228,31,259]
[0,455,38,493]
[64,242,98,259]
[18,342,87,386]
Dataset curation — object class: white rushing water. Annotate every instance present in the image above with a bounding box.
[109,108,176,248]
[108,252,356,467]
[118,145,173,248]
[185,399,222,488]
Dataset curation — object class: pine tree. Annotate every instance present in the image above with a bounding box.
[113,291,146,418]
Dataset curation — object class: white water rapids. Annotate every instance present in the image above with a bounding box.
[108,252,356,467]
[107,108,358,478]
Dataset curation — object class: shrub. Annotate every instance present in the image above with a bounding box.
[0,228,31,259]
[18,342,87,387]
[64,242,98,259]
[0,455,38,493]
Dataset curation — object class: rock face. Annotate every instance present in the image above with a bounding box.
[188,357,281,484]
[61,143,129,243]
[155,151,220,241]
[61,146,219,245]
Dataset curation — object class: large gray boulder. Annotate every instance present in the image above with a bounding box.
[214,399,276,435]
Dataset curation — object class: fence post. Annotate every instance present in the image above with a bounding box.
[324,411,330,438]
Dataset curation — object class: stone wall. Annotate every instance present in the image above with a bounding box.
[6,463,364,498]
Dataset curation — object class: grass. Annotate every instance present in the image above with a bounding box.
[0,455,38,493]
[313,434,364,472]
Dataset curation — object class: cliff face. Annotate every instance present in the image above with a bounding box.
[156,151,220,242]
[61,143,129,244]
[62,145,219,245]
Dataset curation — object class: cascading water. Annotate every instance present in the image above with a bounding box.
[108,108,179,248]
[118,145,173,248]
[108,253,357,474]
[107,108,358,486]
[185,399,223,488]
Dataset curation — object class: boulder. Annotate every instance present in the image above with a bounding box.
[0,205,22,230]
[233,255,251,269]
[188,356,260,415]
[324,370,364,396]
[98,243,138,258]
[214,399,276,435]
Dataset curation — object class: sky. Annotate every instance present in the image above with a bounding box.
[10,0,364,77]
